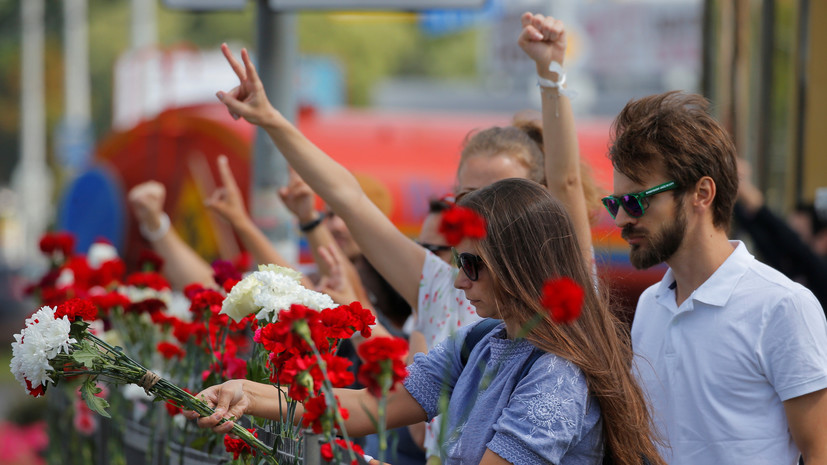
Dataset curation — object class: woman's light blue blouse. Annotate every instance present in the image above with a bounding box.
[403,320,603,465]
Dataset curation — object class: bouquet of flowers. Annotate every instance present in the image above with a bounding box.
[220,264,409,465]
[9,299,277,463]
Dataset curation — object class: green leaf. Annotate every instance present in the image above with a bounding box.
[189,436,209,450]
[81,379,112,418]
[73,341,101,368]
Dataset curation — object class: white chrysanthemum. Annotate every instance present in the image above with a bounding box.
[10,306,77,390]
[87,242,119,268]
[220,273,262,322]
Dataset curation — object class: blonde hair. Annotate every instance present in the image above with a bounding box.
[459,117,604,224]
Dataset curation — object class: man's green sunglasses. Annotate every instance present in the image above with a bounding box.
[601,181,678,219]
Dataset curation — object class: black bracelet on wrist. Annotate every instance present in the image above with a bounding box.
[299,213,325,233]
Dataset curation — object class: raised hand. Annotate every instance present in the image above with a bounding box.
[128,181,167,232]
[217,44,280,127]
[518,12,568,75]
[205,155,250,227]
[278,168,317,223]
[315,244,360,305]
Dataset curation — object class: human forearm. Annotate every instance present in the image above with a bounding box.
[217,47,425,309]
[150,229,216,290]
[259,110,424,308]
[539,70,593,263]
[333,386,426,437]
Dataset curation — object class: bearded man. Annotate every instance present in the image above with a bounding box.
[604,91,827,464]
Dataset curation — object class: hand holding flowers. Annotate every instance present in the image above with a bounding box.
[10,300,276,462]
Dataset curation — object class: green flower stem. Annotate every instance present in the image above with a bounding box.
[376,365,392,465]
[80,332,277,463]
[306,335,361,464]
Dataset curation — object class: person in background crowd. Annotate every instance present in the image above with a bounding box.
[128,181,219,290]
[605,90,827,464]
[733,157,827,309]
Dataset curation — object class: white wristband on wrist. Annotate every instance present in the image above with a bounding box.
[537,61,578,100]
[139,212,171,242]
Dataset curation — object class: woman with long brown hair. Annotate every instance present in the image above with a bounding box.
[455,179,665,465]
[189,178,664,464]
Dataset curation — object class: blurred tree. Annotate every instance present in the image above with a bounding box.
[0,2,480,184]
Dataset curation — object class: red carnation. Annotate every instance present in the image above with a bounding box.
[223,428,258,460]
[341,302,375,338]
[222,278,240,294]
[137,249,164,272]
[55,298,98,322]
[301,393,347,434]
[321,439,365,465]
[182,283,206,300]
[320,306,357,339]
[125,271,170,291]
[540,277,584,324]
[89,291,130,315]
[189,289,224,319]
[212,259,242,288]
[438,205,487,246]
[165,401,182,417]
[39,231,75,257]
[92,258,126,287]
[157,341,186,359]
[126,298,166,315]
[357,337,409,397]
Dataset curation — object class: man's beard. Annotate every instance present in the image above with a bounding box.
[623,209,687,270]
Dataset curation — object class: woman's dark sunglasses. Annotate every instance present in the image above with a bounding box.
[452,248,484,281]
[601,181,678,219]
[416,241,452,255]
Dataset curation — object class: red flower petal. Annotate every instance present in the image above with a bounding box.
[540,277,584,324]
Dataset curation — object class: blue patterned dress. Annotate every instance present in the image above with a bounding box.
[404,320,604,464]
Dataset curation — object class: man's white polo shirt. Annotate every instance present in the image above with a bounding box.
[632,241,827,465]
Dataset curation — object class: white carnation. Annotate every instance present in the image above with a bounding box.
[257,263,303,283]
[165,291,193,322]
[118,286,172,308]
[87,242,119,268]
[220,265,334,323]
[221,274,263,322]
[253,269,334,321]
[56,268,75,288]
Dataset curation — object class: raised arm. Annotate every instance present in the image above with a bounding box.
[204,155,316,287]
[128,181,216,290]
[215,44,426,309]
[278,168,372,305]
[518,13,594,263]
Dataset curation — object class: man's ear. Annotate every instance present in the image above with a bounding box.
[693,176,717,213]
